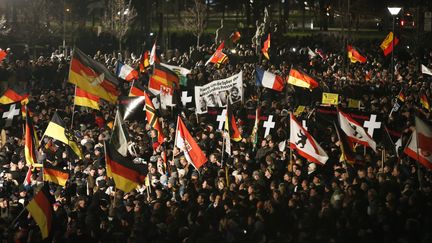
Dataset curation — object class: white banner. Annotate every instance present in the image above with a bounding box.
[195,71,243,114]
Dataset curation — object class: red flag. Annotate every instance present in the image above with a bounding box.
[230,31,241,43]
[175,116,207,169]
[347,45,367,63]
[205,42,228,67]
[261,34,271,60]
[0,49,7,63]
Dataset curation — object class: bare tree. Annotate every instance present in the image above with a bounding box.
[0,15,11,36]
[182,0,208,47]
[102,0,137,52]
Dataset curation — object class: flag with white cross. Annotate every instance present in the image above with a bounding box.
[0,102,22,129]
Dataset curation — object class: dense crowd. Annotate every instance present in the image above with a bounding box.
[1,33,432,243]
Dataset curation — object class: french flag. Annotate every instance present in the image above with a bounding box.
[255,67,284,92]
[116,62,139,82]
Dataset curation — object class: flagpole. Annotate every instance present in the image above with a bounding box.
[8,207,28,230]
[172,116,179,169]
[414,124,423,190]
[221,132,225,168]
[129,80,135,96]
[382,148,385,171]
[70,85,77,130]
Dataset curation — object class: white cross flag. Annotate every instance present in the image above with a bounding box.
[1,103,20,127]
[181,91,192,107]
[216,109,227,130]
[363,114,381,137]
[263,115,275,138]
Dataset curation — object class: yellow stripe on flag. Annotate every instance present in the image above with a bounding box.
[26,200,50,239]
[74,96,99,110]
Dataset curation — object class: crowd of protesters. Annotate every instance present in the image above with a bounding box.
[0,33,432,243]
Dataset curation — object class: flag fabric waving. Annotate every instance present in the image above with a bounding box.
[110,111,130,156]
[0,49,7,63]
[404,117,432,170]
[230,31,241,43]
[261,33,271,60]
[287,68,319,90]
[205,42,228,67]
[338,110,376,151]
[105,142,147,193]
[24,108,39,166]
[149,41,158,65]
[144,92,165,144]
[160,63,191,87]
[43,162,69,187]
[68,48,120,104]
[421,64,432,76]
[129,81,145,97]
[380,32,399,56]
[43,112,83,159]
[347,45,367,63]
[420,93,430,111]
[175,116,207,169]
[334,123,356,164]
[116,62,139,81]
[149,63,180,95]
[223,99,242,155]
[255,67,284,92]
[74,86,100,110]
[0,83,28,104]
[139,51,150,73]
[290,114,328,165]
[26,184,55,239]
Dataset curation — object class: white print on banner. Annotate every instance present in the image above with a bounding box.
[195,71,243,114]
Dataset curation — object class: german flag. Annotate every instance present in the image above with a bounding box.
[24,107,39,166]
[230,31,241,43]
[287,68,319,90]
[129,80,145,97]
[261,33,271,60]
[224,99,242,155]
[26,184,54,239]
[420,93,430,111]
[139,51,150,73]
[68,48,120,104]
[380,32,399,56]
[43,112,83,159]
[347,45,367,63]
[74,86,100,110]
[397,89,406,102]
[144,92,165,144]
[0,83,28,104]
[148,63,179,94]
[105,142,147,193]
[226,100,242,142]
[334,123,356,164]
[43,162,69,187]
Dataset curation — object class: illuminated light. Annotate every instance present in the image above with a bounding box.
[387,7,402,16]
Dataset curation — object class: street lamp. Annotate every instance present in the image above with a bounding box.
[387,6,401,82]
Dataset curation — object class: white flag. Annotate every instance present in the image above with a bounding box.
[421,64,432,76]
[290,114,328,165]
[338,110,376,151]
